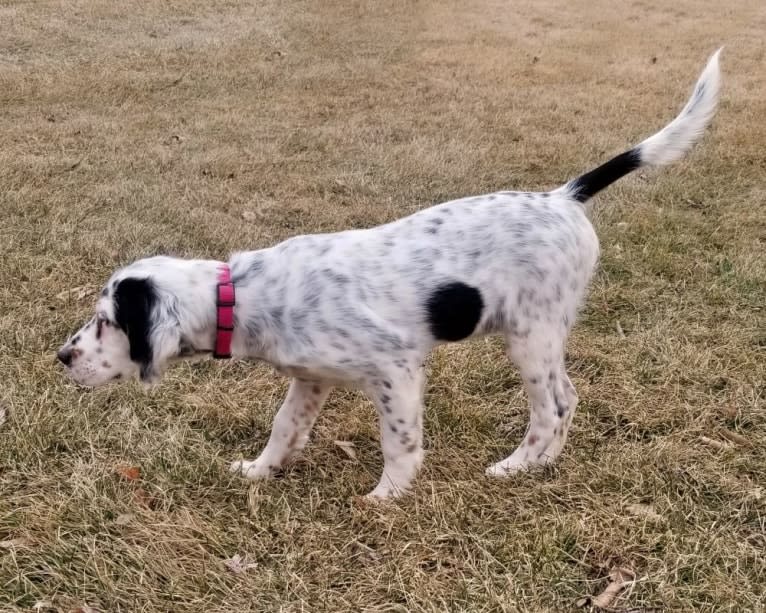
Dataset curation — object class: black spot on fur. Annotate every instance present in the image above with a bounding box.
[113,277,157,381]
[426,282,484,342]
[249,259,264,275]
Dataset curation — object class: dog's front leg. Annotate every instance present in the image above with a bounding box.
[231,378,332,480]
[365,366,426,499]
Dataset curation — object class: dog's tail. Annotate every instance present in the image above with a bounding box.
[555,48,722,204]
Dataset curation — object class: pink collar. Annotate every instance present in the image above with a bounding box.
[214,264,235,359]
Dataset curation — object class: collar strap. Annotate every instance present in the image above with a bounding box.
[214,264,235,359]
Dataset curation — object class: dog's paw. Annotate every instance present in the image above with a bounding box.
[229,459,277,481]
[485,459,528,477]
[364,487,393,501]
[363,480,410,500]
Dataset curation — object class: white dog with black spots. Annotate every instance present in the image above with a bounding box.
[58,50,722,499]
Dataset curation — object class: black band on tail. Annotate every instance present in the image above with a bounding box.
[568,148,642,203]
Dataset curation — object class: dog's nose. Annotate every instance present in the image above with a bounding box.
[57,348,73,367]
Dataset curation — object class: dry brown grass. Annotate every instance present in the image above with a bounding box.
[1,0,765,611]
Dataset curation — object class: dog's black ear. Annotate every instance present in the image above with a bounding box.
[113,277,156,381]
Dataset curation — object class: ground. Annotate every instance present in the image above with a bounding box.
[1,0,764,611]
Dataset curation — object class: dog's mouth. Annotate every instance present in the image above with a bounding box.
[57,359,127,388]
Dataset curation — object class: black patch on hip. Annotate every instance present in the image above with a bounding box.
[426,281,484,342]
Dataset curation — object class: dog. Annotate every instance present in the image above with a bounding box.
[57,50,721,498]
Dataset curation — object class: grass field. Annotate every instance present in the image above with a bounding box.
[1,0,765,610]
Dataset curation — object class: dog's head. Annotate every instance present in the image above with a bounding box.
[57,257,201,387]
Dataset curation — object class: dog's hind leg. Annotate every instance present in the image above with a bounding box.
[486,327,577,476]
[540,365,578,461]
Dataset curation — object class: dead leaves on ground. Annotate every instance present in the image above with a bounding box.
[113,464,156,510]
[55,285,96,302]
[131,487,155,509]
[699,428,752,451]
[223,553,258,574]
[700,435,729,450]
[577,566,638,610]
[114,464,141,481]
[333,439,358,460]
[114,513,135,526]
[34,605,103,613]
[718,428,752,447]
[625,503,665,524]
[0,537,33,549]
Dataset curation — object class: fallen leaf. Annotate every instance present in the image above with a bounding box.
[719,429,751,447]
[0,537,32,549]
[132,487,153,508]
[351,540,382,562]
[626,503,665,523]
[333,440,357,460]
[591,567,636,609]
[56,285,95,301]
[114,514,135,526]
[223,553,258,574]
[115,465,141,481]
[615,320,626,339]
[700,436,729,450]
[351,495,370,509]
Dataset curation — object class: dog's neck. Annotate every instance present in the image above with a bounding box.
[168,259,231,359]
[167,253,282,366]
